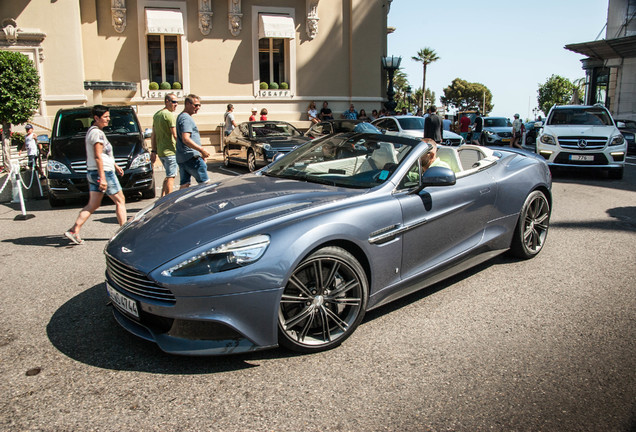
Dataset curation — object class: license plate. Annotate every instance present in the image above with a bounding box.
[502,138,511,142]
[570,154,594,161]
[107,283,139,318]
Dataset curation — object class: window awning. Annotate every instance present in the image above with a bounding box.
[145,9,184,35]
[259,14,295,39]
[565,35,636,60]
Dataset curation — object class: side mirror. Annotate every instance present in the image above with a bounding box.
[272,152,286,163]
[143,128,152,139]
[616,121,625,128]
[412,166,456,194]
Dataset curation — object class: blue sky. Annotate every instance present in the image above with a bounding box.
[387,0,609,119]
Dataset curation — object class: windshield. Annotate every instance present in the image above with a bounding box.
[397,117,425,130]
[263,133,418,188]
[547,108,613,126]
[484,118,508,127]
[251,122,300,137]
[55,108,140,137]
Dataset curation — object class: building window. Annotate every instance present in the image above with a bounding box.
[147,34,181,85]
[592,68,610,107]
[252,7,296,97]
[259,38,287,85]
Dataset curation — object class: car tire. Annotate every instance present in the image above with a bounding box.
[277,246,369,353]
[223,147,231,168]
[48,192,65,207]
[608,167,623,180]
[247,150,257,172]
[509,190,550,259]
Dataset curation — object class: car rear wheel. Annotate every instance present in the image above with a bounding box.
[278,246,368,353]
[510,190,550,259]
[223,147,231,167]
[247,150,257,172]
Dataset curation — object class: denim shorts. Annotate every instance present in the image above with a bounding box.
[87,170,122,196]
[472,132,482,142]
[160,155,177,178]
[27,155,38,168]
[178,156,209,186]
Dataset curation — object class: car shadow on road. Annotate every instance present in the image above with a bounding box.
[46,284,300,374]
[2,235,111,247]
[550,206,636,232]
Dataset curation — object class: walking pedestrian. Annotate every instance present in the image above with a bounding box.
[150,93,178,196]
[64,105,126,245]
[424,105,443,143]
[459,113,471,141]
[176,94,210,189]
[224,104,238,136]
[249,107,258,122]
[20,124,44,178]
[511,113,523,149]
[471,111,483,145]
[443,114,452,131]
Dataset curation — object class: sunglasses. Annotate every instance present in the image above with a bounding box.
[169,100,178,104]
[194,103,201,107]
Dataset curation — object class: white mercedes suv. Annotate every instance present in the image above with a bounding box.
[537,105,626,179]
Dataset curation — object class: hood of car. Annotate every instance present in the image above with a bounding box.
[50,135,140,161]
[543,125,619,136]
[484,126,512,134]
[107,175,355,271]
[253,136,311,148]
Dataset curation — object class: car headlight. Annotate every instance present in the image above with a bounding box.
[130,152,151,169]
[47,160,71,174]
[609,134,625,146]
[162,234,271,277]
[539,134,556,145]
[261,143,272,151]
[484,130,494,136]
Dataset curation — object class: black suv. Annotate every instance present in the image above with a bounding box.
[46,106,155,206]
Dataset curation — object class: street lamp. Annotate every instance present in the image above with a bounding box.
[381,55,402,114]
[405,85,412,113]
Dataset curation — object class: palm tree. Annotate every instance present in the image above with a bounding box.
[411,48,440,108]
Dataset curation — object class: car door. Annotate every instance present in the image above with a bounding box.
[395,163,498,283]
[226,125,247,162]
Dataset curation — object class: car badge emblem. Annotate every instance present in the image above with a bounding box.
[578,139,587,149]
[445,139,452,145]
[121,247,132,253]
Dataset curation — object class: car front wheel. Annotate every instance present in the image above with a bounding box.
[278,246,368,353]
[510,190,550,259]
[247,150,257,172]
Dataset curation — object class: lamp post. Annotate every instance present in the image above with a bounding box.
[405,85,412,113]
[382,55,402,115]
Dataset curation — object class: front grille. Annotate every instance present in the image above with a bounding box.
[444,138,462,146]
[554,152,608,165]
[106,254,176,303]
[498,132,512,138]
[557,136,607,150]
[71,157,128,173]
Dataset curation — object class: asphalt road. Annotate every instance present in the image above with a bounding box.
[1,155,634,431]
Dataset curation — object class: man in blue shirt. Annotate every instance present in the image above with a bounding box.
[176,94,210,189]
[342,104,358,120]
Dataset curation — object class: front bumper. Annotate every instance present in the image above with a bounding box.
[536,145,626,169]
[105,274,283,355]
[48,166,153,199]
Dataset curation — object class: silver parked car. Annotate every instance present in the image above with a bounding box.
[371,115,465,145]
[105,133,552,355]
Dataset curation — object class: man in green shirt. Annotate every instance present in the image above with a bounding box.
[151,93,178,196]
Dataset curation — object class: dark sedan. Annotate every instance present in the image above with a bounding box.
[616,119,636,155]
[304,119,381,139]
[223,121,311,171]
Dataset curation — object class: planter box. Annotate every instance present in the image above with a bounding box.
[147,89,185,99]
[258,89,291,98]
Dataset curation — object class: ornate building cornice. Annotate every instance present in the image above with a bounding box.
[306,0,319,39]
[1,18,46,61]
[111,0,126,33]
[199,0,213,35]
[228,0,242,37]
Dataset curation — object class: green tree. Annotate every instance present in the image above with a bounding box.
[412,87,435,111]
[440,78,493,114]
[537,74,575,116]
[411,48,439,109]
[0,50,41,169]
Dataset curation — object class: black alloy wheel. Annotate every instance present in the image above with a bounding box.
[510,190,550,259]
[247,150,257,172]
[278,246,368,353]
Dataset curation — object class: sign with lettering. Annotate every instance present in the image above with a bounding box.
[259,90,291,98]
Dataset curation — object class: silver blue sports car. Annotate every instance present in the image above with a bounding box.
[105,133,552,355]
